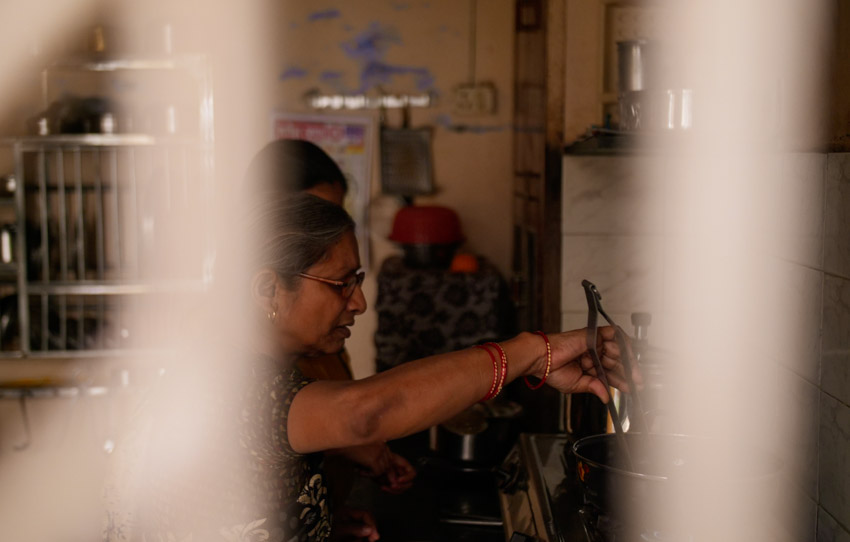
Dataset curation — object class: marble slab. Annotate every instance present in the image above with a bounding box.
[819,392,850,529]
[562,155,668,235]
[560,234,667,316]
[825,153,850,279]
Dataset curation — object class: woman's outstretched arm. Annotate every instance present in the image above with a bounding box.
[287,327,625,453]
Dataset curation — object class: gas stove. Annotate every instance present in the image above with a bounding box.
[496,433,587,542]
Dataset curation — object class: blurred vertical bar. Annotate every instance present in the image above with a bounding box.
[55,149,67,349]
[109,148,121,348]
[73,147,85,349]
[36,148,48,351]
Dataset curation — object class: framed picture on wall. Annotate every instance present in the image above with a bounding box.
[270,112,374,270]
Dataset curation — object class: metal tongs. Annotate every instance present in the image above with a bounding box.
[582,279,648,470]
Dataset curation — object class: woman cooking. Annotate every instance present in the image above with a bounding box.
[111,191,630,542]
[244,139,417,508]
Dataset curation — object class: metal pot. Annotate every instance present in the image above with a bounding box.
[617,39,661,93]
[569,432,782,540]
[429,400,523,465]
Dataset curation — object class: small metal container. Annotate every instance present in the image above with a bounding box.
[617,40,693,131]
[617,39,658,93]
[1,225,14,264]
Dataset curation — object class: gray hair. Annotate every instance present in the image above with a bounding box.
[246,192,355,288]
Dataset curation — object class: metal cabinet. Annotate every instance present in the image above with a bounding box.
[1,54,214,359]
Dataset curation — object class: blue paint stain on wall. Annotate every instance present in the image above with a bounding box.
[280,66,308,81]
[391,2,411,10]
[342,22,401,62]
[308,8,341,22]
[341,22,436,93]
[320,71,344,82]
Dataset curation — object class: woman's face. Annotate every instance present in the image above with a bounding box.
[275,231,366,356]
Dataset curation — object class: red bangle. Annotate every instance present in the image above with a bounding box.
[475,344,499,401]
[486,342,508,396]
[524,331,551,390]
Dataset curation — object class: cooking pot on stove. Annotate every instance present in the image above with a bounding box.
[429,400,522,466]
[569,432,782,540]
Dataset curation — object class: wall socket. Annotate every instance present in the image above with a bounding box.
[452,83,497,116]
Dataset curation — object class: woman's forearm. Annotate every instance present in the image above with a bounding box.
[287,331,546,453]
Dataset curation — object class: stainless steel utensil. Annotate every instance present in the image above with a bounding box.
[581,279,650,470]
[616,40,693,132]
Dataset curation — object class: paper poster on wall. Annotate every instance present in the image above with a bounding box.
[271,113,374,270]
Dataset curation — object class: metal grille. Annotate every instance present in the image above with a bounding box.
[6,136,212,357]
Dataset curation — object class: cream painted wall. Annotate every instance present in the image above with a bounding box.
[0,1,517,380]
[257,1,516,377]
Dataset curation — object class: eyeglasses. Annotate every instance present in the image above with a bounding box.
[298,270,365,299]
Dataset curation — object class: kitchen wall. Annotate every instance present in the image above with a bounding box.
[561,152,850,541]
[0,0,517,380]
[253,0,517,378]
[819,153,850,541]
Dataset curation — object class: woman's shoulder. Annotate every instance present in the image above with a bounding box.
[249,353,313,392]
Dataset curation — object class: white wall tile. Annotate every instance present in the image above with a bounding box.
[822,352,850,411]
[769,369,821,499]
[562,155,667,235]
[825,154,850,278]
[823,273,850,352]
[772,481,818,542]
[761,261,823,385]
[822,274,850,405]
[819,392,850,529]
[765,153,826,269]
[818,507,850,542]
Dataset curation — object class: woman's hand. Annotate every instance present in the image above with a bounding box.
[374,450,416,494]
[355,445,416,494]
[331,507,380,542]
[336,443,417,494]
[543,326,637,402]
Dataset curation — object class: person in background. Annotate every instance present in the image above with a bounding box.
[244,139,416,524]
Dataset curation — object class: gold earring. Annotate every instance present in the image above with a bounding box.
[267,309,277,322]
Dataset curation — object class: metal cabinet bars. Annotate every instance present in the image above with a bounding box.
[9,137,212,358]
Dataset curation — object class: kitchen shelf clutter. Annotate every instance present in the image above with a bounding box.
[0,51,214,360]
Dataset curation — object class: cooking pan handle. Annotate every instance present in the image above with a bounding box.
[582,280,633,470]
[582,280,649,433]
